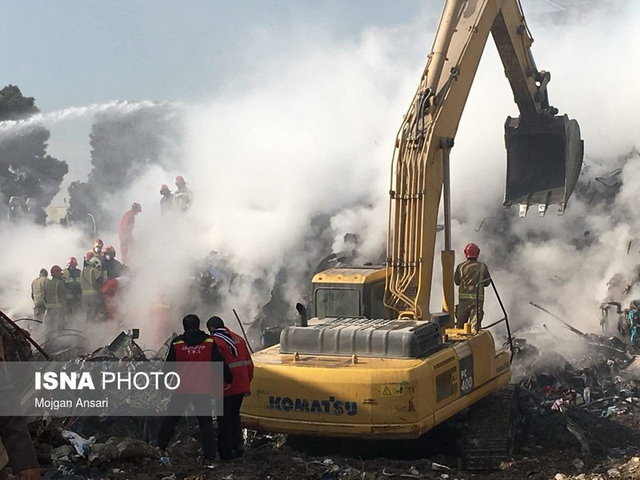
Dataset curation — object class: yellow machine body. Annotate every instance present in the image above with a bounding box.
[242,330,509,438]
[242,267,510,438]
[242,0,582,440]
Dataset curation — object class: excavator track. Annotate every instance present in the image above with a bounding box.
[463,384,518,471]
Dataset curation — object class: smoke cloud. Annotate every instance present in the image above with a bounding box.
[1,1,639,356]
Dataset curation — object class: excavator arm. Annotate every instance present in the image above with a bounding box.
[385,0,583,320]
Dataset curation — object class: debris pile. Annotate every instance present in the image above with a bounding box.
[10,319,640,479]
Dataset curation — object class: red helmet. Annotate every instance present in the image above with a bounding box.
[67,257,78,268]
[175,175,185,185]
[94,238,103,247]
[464,243,480,259]
[160,184,170,193]
[84,251,95,262]
[104,246,116,257]
[50,265,62,276]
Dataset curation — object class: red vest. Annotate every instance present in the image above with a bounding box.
[212,328,253,396]
[173,336,217,394]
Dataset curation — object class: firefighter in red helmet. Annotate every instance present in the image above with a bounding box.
[103,246,123,279]
[454,243,491,332]
[174,176,191,211]
[63,257,82,314]
[119,203,141,264]
[44,265,68,338]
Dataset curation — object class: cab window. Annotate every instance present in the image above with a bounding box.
[368,281,388,319]
[315,288,360,318]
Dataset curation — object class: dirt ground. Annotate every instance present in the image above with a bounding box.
[32,333,640,480]
[36,406,640,480]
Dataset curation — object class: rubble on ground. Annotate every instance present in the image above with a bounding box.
[13,322,640,479]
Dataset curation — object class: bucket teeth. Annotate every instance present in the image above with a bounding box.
[503,114,583,216]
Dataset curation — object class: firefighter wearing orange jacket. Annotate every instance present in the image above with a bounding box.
[207,316,253,461]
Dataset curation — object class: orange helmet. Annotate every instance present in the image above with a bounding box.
[50,265,63,276]
[464,243,480,259]
[67,257,78,268]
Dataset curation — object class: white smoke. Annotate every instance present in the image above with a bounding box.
[1,1,639,356]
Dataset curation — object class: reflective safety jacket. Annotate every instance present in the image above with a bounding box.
[31,275,47,307]
[174,186,192,211]
[63,267,82,299]
[81,266,104,296]
[211,327,253,396]
[44,277,67,310]
[454,259,491,301]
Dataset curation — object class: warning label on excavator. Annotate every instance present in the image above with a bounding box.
[380,383,406,396]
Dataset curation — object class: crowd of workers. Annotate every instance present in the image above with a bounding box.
[27,174,193,338]
[30,237,127,339]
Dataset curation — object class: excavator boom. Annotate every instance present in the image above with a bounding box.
[385,0,583,319]
[241,0,582,451]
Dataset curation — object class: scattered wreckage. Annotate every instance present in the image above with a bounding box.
[4,302,640,479]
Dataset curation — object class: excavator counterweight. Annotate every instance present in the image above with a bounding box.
[504,114,583,217]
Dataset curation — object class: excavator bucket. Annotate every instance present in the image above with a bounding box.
[503,115,583,217]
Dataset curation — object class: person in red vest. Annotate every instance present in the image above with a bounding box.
[118,202,141,265]
[156,314,232,462]
[207,315,253,461]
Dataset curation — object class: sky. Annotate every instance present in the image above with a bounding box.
[0,0,604,184]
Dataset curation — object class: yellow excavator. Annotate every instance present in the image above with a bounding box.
[241,0,583,467]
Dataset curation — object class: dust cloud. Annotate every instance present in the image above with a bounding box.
[1,1,638,354]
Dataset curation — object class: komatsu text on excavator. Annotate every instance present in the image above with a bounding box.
[242,0,583,468]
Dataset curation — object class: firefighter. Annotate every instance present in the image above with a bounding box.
[156,314,232,462]
[83,251,94,267]
[30,269,48,321]
[102,246,123,279]
[43,265,68,337]
[174,176,191,211]
[82,256,105,322]
[454,243,491,332]
[63,257,82,314]
[160,184,173,215]
[119,203,141,265]
[207,316,253,460]
[92,238,104,260]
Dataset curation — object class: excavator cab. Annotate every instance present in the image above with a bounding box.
[504,114,583,217]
